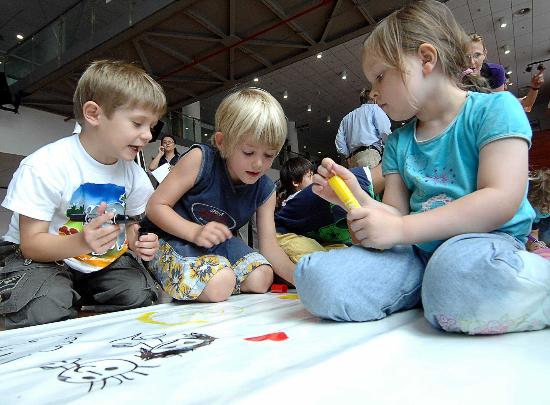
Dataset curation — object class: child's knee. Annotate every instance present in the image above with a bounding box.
[116,285,157,309]
[422,235,550,334]
[295,253,365,321]
[241,265,273,293]
[197,267,235,302]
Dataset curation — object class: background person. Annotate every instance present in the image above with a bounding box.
[149,135,180,171]
[275,156,374,263]
[335,89,391,169]
[467,33,506,92]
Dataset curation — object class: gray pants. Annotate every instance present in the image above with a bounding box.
[0,248,158,329]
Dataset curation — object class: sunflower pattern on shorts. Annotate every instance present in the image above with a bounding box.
[232,252,271,294]
[147,240,271,300]
[148,240,230,300]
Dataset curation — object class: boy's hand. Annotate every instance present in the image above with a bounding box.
[82,202,120,254]
[347,206,404,250]
[193,222,232,248]
[312,158,371,207]
[130,224,159,260]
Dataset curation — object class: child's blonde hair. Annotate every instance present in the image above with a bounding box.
[73,60,167,122]
[528,168,550,213]
[363,0,470,87]
[214,87,287,158]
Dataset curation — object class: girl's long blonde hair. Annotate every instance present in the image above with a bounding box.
[363,0,473,89]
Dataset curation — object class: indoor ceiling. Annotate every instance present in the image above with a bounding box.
[1,0,549,157]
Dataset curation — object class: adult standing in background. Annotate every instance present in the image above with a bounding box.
[467,33,545,111]
[335,89,391,169]
[467,33,506,91]
[335,89,391,194]
[149,135,180,171]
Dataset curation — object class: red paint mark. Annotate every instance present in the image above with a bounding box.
[244,332,288,342]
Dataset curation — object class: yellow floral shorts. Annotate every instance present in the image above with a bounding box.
[147,238,270,300]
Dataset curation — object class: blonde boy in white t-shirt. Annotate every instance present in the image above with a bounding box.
[0,60,166,329]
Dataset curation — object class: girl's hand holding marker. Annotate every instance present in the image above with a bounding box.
[327,175,361,211]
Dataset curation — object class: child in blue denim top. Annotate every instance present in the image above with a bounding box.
[285,0,550,335]
[145,88,295,303]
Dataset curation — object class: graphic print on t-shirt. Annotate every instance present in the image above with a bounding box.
[60,183,128,272]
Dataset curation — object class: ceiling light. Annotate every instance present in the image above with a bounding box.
[307,104,312,112]
[514,7,531,16]
[204,133,208,136]
[341,70,347,80]
[316,52,322,59]
[326,115,331,123]
[185,127,189,130]
[16,33,24,40]
[508,82,513,86]
[283,90,288,99]
[303,146,306,149]
[317,151,321,154]
[253,77,259,82]
[498,18,507,28]
[502,45,511,55]
[507,70,512,75]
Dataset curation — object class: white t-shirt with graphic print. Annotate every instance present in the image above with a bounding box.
[2,134,153,273]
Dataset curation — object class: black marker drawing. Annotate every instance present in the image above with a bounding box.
[0,334,81,365]
[110,332,216,360]
[41,358,158,392]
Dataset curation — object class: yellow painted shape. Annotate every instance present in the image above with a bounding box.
[278,294,299,300]
[137,311,208,326]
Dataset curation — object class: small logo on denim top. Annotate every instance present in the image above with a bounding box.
[191,202,237,230]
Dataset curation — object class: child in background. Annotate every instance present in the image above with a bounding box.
[286,0,550,334]
[275,156,374,262]
[526,168,550,252]
[144,88,295,302]
[276,156,315,209]
[0,60,164,328]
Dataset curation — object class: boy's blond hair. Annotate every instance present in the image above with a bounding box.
[73,60,167,122]
[363,0,470,87]
[214,87,287,158]
[528,169,550,213]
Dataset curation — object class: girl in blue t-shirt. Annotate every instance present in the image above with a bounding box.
[291,0,550,334]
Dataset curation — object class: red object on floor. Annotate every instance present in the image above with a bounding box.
[271,284,288,293]
[244,332,288,342]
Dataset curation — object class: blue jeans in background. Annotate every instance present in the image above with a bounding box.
[295,232,550,334]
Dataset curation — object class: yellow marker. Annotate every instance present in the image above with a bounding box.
[328,175,360,211]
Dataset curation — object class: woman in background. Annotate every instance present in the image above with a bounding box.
[149,135,180,171]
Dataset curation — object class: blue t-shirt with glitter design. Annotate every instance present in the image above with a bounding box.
[382,91,535,252]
